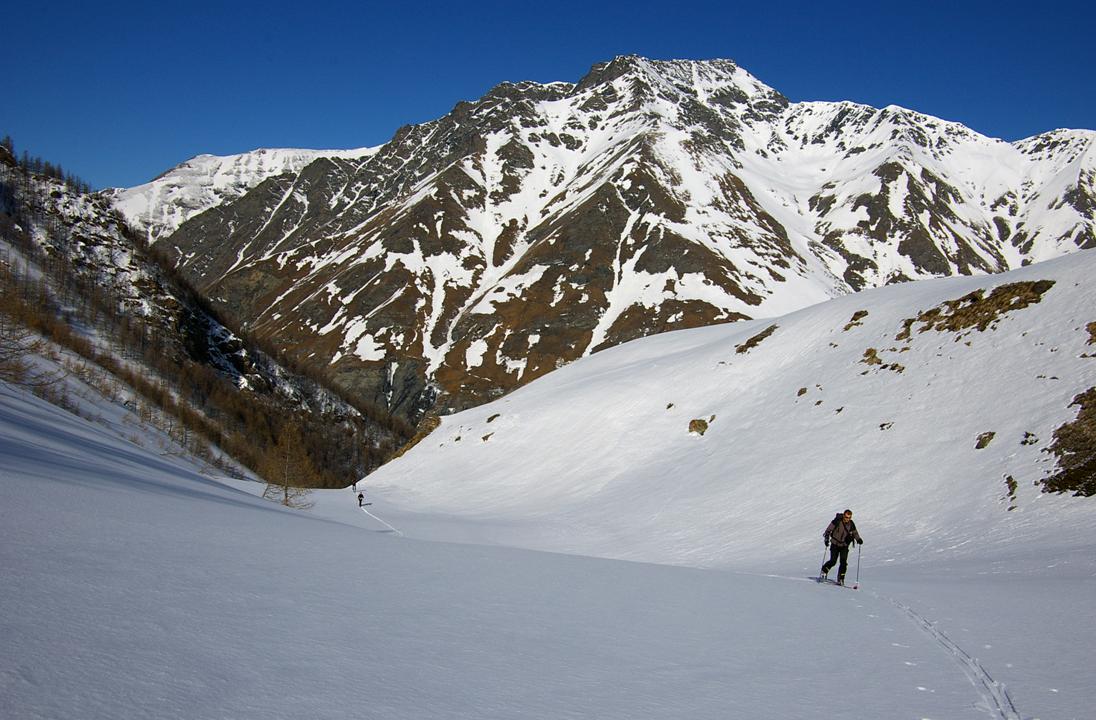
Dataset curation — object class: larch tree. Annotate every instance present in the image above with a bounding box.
[260,421,317,509]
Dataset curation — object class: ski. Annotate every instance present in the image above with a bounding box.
[817,577,858,590]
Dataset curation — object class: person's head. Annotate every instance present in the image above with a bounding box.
[843,509,853,521]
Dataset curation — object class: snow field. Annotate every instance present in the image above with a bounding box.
[0,386,1043,719]
[4,250,1096,719]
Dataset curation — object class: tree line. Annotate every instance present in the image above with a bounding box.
[1,146,414,492]
[2,135,92,194]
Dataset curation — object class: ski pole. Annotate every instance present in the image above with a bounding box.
[854,543,862,589]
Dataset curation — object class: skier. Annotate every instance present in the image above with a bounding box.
[820,509,863,585]
[357,492,365,508]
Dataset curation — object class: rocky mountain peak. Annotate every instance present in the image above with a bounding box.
[574,54,649,92]
[111,56,1096,425]
[1016,129,1094,165]
[572,56,788,124]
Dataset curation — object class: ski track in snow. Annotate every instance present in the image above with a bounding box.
[774,573,1023,720]
[360,505,404,536]
[885,595,1022,720]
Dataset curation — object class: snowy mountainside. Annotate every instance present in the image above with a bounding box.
[5,378,1094,720]
[1010,129,1096,261]
[1,156,407,481]
[3,149,1095,716]
[116,56,1096,421]
[2,155,278,385]
[368,250,1096,570]
[107,146,379,243]
[747,102,1094,286]
[2,156,197,334]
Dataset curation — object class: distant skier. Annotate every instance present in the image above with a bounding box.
[357,492,365,508]
[820,509,863,585]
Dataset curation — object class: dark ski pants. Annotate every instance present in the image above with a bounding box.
[822,544,850,581]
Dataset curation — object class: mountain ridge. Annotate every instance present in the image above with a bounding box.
[109,56,1096,421]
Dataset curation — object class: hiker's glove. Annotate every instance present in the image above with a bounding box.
[824,538,829,547]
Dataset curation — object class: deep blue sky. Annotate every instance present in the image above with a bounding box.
[3,0,1093,190]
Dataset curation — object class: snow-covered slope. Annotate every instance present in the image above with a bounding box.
[368,250,1096,570]
[107,146,378,242]
[3,316,1094,718]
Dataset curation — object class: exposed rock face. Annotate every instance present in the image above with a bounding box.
[114,56,1096,422]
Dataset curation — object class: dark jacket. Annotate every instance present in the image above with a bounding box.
[824,514,863,547]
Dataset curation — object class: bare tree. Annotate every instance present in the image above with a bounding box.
[260,421,316,509]
[0,285,44,385]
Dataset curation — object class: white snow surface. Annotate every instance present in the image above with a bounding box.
[4,253,1096,719]
[372,252,1096,567]
[109,146,378,243]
